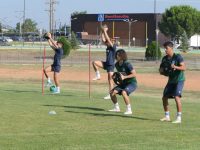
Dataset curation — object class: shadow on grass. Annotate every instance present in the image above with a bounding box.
[0,89,40,93]
[64,110,156,121]
[43,104,105,111]
[1,89,75,97]
[43,104,157,121]
[44,93,74,97]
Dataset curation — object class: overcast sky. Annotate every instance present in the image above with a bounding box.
[0,0,200,30]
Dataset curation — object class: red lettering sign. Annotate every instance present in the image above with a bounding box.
[105,15,129,19]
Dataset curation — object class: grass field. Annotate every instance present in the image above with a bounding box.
[0,74,200,150]
[0,48,199,149]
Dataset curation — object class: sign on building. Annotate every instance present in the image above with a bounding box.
[97,14,104,22]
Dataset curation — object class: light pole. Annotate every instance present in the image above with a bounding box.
[156,29,159,60]
[124,19,137,48]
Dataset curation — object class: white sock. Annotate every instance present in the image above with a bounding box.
[47,78,51,83]
[96,71,100,78]
[126,104,132,111]
[114,102,119,109]
[177,112,182,120]
[56,87,60,92]
[165,111,170,118]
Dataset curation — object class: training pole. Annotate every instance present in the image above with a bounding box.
[42,46,46,95]
[88,44,91,99]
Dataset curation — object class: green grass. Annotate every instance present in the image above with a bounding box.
[0,79,200,150]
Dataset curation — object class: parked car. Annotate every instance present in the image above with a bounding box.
[11,36,23,41]
[0,36,13,42]
[0,39,11,46]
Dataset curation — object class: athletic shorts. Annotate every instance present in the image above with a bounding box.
[102,62,114,73]
[51,65,61,73]
[163,81,184,98]
[113,82,137,96]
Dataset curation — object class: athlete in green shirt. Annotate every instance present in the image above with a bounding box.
[159,41,186,123]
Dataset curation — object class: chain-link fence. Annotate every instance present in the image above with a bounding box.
[0,45,200,71]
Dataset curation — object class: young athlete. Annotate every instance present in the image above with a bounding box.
[92,24,116,100]
[43,32,63,94]
[159,41,186,123]
[109,49,137,115]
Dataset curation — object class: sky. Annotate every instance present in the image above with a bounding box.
[0,0,200,30]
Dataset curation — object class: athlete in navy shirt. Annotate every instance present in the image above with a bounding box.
[43,33,64,94]
[92,24,116,99]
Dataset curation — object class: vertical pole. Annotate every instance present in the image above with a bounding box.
[154,0,158,60]
[112,21,115,39]
[23,0,25,46]
[128,22,132,48]
[146,22,148,48]
[88,44,91,99]
[42,46,46,95]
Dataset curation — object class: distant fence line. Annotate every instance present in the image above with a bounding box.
[0,48,199,71]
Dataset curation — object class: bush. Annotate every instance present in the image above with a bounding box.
[145,41,162,61]
[70,32,79,50]
[57,36,71,58]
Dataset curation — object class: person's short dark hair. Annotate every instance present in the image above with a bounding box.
[115,49,127,61]
[163,41,173,48]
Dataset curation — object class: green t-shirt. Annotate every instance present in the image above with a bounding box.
[115,61,137,84]
[161,53,185,83]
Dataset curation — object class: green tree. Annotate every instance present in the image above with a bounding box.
[21,18,37,33]
[145,41,162,61]
[71,11,87,19]
[180,31,189,52]
[70,31,79,50]
[159,5,200,42]
[16,22,21,33]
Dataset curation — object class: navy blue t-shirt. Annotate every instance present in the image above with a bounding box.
[106,44,116,66]
[53,48,63,67]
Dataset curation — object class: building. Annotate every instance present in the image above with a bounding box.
[71,13,169,47]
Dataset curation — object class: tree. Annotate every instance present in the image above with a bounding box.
[70,31,79,50]
[20,18,37,33]
[159,5,200,42]
[145,41,162,61]
[16,22,21,33]
[71,11,87,19]
[180,31,189,52]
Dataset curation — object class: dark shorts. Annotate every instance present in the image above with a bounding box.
[163,81,184,98]
[113,83,137,96]
[102,62,114,72]
[51,65,61,73]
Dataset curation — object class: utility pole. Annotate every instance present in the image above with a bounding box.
[23,0,25,28]
[154,0,159,60]
[46,0,58,36]
[22,0,26,46]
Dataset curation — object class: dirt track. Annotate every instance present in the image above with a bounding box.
[0,66,199,92]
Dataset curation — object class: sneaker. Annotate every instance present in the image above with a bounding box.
[124,110,132,115]
[172,118,181,124]
[51,91,60,94]
[92,76,100,81]
[103,94,111,100]
[51,88,60,94]
[45,81,52,87]
[160,117,171,122]
[108,108,120,112]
